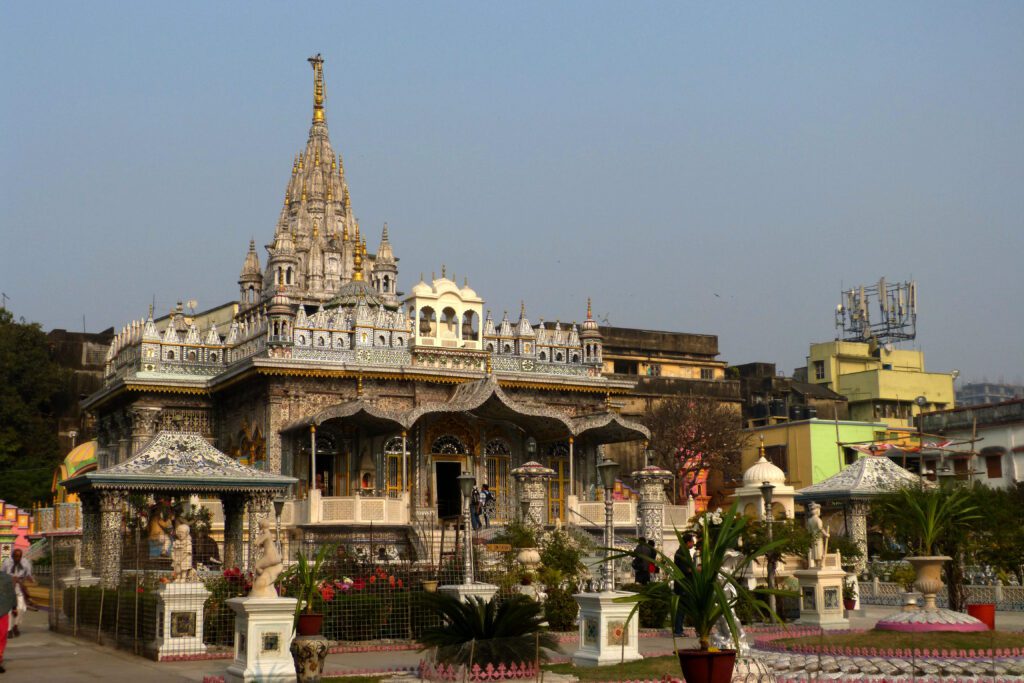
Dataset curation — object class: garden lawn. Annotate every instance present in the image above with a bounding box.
[774,630,1024,651]
[545,654,679,681]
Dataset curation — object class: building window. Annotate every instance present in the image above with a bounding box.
[844,447,858,465]
[613,359,638,375]
[986,455,1003,479]
[813,361,825,380]
[764,445,788,477]
[700,368,714,380]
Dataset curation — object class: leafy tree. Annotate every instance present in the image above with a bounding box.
[644,396,748,505]
[417,593,559,666]
[964,482,1024,585]
[0,309,74,506]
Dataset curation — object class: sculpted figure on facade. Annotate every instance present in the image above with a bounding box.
[806,502,829,569]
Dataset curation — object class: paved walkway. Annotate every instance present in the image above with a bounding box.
[2,606,1021,682]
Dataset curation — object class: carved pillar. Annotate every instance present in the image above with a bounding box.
[79,492,101,571]
[222,494,246,570]
[847,500,869,574]
[117,412,131,464]
[511,461,555,528]
[267,395,284,474]
[632,466,673,552]
[246,492,273,571]
[130,407,161,453]
[98,491,126,588]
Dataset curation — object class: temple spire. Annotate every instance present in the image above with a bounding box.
[308,54,325,123]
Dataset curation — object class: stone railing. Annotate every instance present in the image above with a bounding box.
[858,579,1024,611]
[306,490,410,525]
[568,499,636,528]
[34,502,82,534]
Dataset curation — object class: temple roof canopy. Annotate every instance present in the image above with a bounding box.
[61,432,296,494]
[795,453,929,503]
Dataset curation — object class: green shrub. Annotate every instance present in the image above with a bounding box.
[543,585,578,631]
[621,582,671,628]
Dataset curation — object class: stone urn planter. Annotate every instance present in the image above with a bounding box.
[422,579,439,592]
[516,547,541,570]
[908,555,950,610]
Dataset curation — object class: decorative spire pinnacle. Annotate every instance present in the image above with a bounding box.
[308,54,325,123]
[759,434,766,459]
[292,155,298,175]
[338,154,344,175]
[353,240,364,281]
[343,222,349,241]
[312,220,319,239]
[381,222,389,242]
[441,264,447,279]
[301,181,307,202]
[520,300,526,318]
[326,183,332,201]
[587,297,593,319]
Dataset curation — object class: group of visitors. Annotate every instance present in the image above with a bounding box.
[632,532,698,637]
[0,548,37,673]
[470,484,496,530]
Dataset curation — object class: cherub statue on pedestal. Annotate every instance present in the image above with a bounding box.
[171,523,198,582]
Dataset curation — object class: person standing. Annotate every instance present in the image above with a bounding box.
[480,484,495,528]
[673,533,697,636]
[470,486,482,530]
[1,549,34,638]
[0,571,15,673]
[631,537,650,584]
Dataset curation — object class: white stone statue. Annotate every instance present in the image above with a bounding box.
[249,518,282,598]
[171,523,197,582]
[710,550,750,655]
[806,502,829,569]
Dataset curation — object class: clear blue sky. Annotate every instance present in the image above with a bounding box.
[2,2,1022,382]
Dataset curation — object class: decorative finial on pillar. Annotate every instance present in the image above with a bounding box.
[520,300,526,318]
[308,54,326,123]
[759,434,766,459]
[441,264,446,279]
[586,297,593,320]
[381,222,389,242]
[353,240,364,281]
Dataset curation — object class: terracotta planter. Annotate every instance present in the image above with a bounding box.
[843,598,856,611]
[677,649,736,683]
[516,547,541,570]
[908,556,950,610]
[422,579,439,593]
[297,612,324,636]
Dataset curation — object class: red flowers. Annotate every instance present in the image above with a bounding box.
[319,584,336,602]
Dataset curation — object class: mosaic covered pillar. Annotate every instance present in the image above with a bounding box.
[246,491,273,571]
[98,490,126,588]
[846,500,869,574]
[511,461,555,528]
[631,465,673,552]
[79,492,100,571]
[222,494,246,570]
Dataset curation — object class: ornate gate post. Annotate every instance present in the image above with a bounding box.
[222,494,246,570]
[98,491,127,588]
[631,466,673,552]
[79,492,100,571]
[246,492,273,570]
[511,461,555,528]
[847,500,870,574]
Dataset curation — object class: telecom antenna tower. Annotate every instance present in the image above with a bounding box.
[834,278,917,345]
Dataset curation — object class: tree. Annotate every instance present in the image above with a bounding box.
[0,308,74,507]
[965,482,1024,585]
[644,396,748,504]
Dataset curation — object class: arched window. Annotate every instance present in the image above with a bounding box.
[382,275,391,293]
[318,336,326,346]
[486,342,494,352]
[502,343,512,354]
[462,311,478,341]
[538,350,547,361]
[431,435,467,454]
[286,267,293,285]
[441,307,458,337]
[384,436,407,495]
[571,353,580,363]
[166,350,175,360]
[555,351,564,362]
[485,439,511,456]
[187,350,197,361]
[419,307,437,337]
[210,352,218,362]
[378,334,387,346]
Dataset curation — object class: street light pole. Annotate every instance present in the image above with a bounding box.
[597,458,620,592]
[457,472,476,584]
[760,481,776,617]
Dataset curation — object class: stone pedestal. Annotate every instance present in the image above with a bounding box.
[631,466,673,553]
[291,635,330,682]
[511,461,555,528]
[225,596,299,683]
[438,582,499,604]
[154,581,212,659]
[59,566,101,589]
[571,591,642,667]
[794,557,848,629]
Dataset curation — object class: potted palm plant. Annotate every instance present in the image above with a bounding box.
[280,543,335,635]
[616,504,786,683]
[875,485,980,610]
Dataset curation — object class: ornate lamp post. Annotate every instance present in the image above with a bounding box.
[457,471,476,584]
[759,480,776,616]
[597,458,620,592]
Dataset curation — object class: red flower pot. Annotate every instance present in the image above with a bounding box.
[297,613,324,636]
[677,649,737,683]
[843,598,857,611]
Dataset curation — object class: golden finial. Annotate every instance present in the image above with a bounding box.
[354,219,360,242]
[486,354,493,375]
[301,181,307,202]
[312,220,320,239]
[586,297,593,319]
[292,155,298,175]
[298,153,304,170]
[759,434,766,458]
[338,154,344,175]
[353,240,364,281]
[326,184,333,201]
[315,148,320,165]
[342,221,349,241]
[308,54,325,123]
[331,156,336,171]
[284,190,290,204]
[343,187,351,212]
[356,373,364,397]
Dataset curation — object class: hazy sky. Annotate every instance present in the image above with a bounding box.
[2,2,1022,382]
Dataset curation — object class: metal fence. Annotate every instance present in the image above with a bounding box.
[858,580,1024,611]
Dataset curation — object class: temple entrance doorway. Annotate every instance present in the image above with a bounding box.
[435,461,462,520]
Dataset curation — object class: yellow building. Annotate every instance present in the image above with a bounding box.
[801,341,955,428]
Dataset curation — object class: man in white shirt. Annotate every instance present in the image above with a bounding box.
[1,549,35,637]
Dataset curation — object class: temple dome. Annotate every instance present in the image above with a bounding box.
[742,454,786,487]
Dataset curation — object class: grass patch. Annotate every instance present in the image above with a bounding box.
[545,654,679,681]
[775,630,1024,652]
